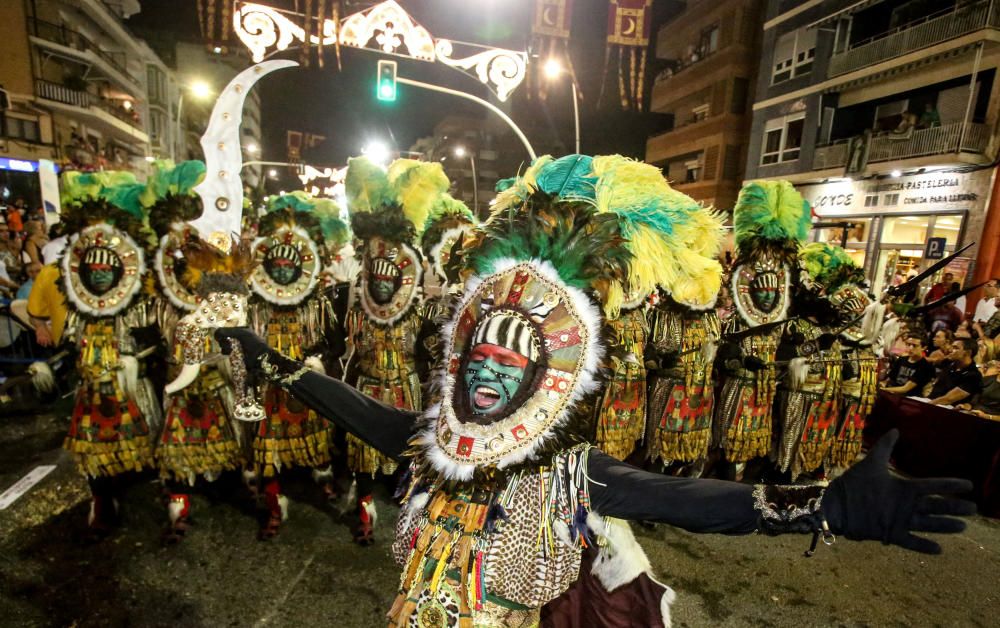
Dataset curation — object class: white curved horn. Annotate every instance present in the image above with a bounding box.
[189,59,298,251]
[165,363,202,395]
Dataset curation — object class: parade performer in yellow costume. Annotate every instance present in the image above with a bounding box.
[248,191,347,539]
[58,170,161,537]
[342,156,453,544]
[714,181,810,476]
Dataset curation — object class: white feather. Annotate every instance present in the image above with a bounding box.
[304,355,326,374]
[28,362,55,394]
[117,355,139,401]
[788,357,809,391]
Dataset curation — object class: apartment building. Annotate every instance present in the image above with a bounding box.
[745,0,1000,295]
[645,0,763,212]
[0,0,183,212]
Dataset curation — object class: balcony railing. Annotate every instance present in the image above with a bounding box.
[35,79,143,129]
[27,17,138,87]
[829,0,1000,76]
[812,122,991,170]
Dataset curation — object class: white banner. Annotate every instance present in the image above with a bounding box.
[38,159,60,226]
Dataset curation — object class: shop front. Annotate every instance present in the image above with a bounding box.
[796,168,994,298]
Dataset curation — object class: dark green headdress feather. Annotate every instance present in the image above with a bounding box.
[732,180,812,264]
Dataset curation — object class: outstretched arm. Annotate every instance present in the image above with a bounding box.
[217,327,418,460]
[588,430,975,554]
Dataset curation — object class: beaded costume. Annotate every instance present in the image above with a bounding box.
[595,305,648,460]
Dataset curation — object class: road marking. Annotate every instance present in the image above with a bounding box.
[0,465,57,510]
[254,554,315,627]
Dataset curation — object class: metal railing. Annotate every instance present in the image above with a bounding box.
[829,0,1000,76]
[812,121,991,169]
[35,79,143,129]
[27,17,138,86]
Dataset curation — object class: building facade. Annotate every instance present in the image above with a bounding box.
[745,0,1000,297]
[0,0,185,212]
[645,0,763,212]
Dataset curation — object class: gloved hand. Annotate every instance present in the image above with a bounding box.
[743,355,767,372]
[823,429,975,554]
[841,360,856,382]
[215,327,277,374]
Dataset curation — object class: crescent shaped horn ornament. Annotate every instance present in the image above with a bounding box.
[189,60,298,251]
[622,17,636,36]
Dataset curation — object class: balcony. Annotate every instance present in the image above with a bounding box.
[812,122,991,170]
[829,0,1000,77]
[35,79,148,145]
[27,18,140,90]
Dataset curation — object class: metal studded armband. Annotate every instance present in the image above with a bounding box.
[753,485,836,557]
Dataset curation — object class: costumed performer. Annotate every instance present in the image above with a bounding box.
[219,154,974,627]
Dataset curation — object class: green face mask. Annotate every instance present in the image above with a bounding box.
[463,343,531,420]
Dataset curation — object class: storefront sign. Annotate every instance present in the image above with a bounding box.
[0,157,38,173]
[925,237,946,259]
[799,169,993,217]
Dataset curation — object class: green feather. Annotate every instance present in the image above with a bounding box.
[535,154,597,200]
[345,156,391,214]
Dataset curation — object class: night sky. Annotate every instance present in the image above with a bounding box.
[129,0,680,174]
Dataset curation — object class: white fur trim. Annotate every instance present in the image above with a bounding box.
[61,226,146,318]
[731,262,791,327]
[117,355,139,402]
[588,512,676,628]
[788,357,809,391]
[154,234,198,312]
[28,362,55,394]
[278,495,289,521]
[420,257,605,479]
[304,355,326,374]
[400,491,429,531]
[250,226,322,306]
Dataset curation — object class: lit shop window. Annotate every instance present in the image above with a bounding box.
[761,113,805,165]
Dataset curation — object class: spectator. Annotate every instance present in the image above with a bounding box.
[21,219,47,267]
[917,103,942,129]
[0,219,22,281]
[16,262,41,299]
[973,279,999,323]
[924,271,953,305]
[40,224,67,266]
[951,282,967,314]
[927,329,954,366]
[958,360,1000,421]
[6,199,24,235]
[27,263,68,347]
[928,337,983,406]
[882,335,935,397]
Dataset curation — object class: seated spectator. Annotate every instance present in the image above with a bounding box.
[975,296,1000,339]
[16,262,41,299]
[928,337,983,406]
[882,335,935,396]
[958,360,1000,421]
[927,329,954,366]
[973,279,999,323]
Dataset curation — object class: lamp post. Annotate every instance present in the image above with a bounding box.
[173,80,213,161]
[544,59,579,154]
[454,145,477,212]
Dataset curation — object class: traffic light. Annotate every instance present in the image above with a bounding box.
[376,60,397,102]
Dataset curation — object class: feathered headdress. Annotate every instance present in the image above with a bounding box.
[141,160,207,236]
[261,190,347,249]
[59,170,154,249]
[732,180,812,264]
[344,156,435,245]
[181,235,257,297]
[486,154,725,314]
[798,242,866,294]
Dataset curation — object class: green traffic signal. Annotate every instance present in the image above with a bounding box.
[377,59,397,102]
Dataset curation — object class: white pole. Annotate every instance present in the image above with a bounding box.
[396,76,536,160]
[469,153,478,212]
[572,81,580,154]
[173,92,184,162]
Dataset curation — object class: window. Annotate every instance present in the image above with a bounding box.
[864,194,879,207]
[146,65,166,105]
[700,24,719,56]
[761,114,805,165]
[684,159,702,183]
[3,116,41,142]
[691,103,709,123]
[772,28,817,84]
[884,193,900,206]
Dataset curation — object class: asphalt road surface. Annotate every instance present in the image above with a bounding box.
[1,408,998,627]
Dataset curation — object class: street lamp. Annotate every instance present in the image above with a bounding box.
[173,79,213,161]
[543,58,580,154]
[362,141,391,165]
[268,168,278,178]
[454,145,477,212]
[245,142,259,154]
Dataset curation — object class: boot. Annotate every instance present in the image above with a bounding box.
[163,493,191,545]
[353,494,376,546]
[259,480,286,541]
[85,495,119,541]
[312,466,341,502]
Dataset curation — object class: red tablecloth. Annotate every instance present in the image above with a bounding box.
[865,392,1000,518]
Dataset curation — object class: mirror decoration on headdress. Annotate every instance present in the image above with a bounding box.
[63,224,145,317]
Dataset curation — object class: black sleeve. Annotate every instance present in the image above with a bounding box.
[280,369,419,461]
[587,450,759,534]
[957,368,984,396]
[886,359,902,385]
[913,361,935,389]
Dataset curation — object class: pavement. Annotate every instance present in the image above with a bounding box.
[1,407,998,628]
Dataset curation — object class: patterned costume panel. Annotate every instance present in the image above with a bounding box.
[714,329,781,463]
[646,307,720,464]
[594,307,647,461]
[828,346,877,468]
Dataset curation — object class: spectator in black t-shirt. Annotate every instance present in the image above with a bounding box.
[929,337,983,406]
[957,360,1000,420]
[883,335,935,397]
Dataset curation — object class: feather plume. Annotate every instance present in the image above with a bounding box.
[345,156,391,214]
[181,235,257,296]
[387,159,450,237]
[733,180,811,262]
[799,242,866,291]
